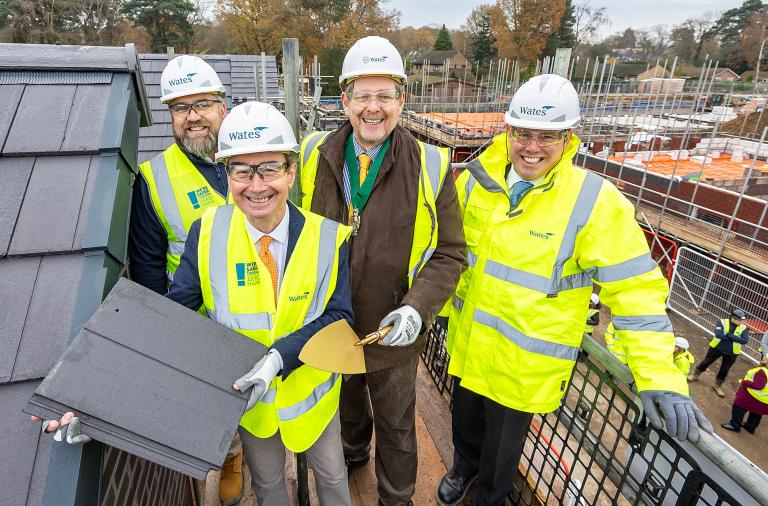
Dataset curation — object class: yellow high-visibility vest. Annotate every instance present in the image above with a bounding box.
[448,133,686,413]
[198,203,351,452]
[709,318,747,355]
[744,366,768,405]
[299,131,450,291]
[674,350,694,376]
[138,143,229,281]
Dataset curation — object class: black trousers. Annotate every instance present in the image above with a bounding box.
[730,405,763,432]
[696,347,738,381]
[451,381,533,506]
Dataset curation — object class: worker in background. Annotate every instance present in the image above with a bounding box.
[720,355,768,434]
[439,74,712,506]
[299,36,466,506]
[689,308,750,398]
[673,336,694,377]
[585,293,601,335]
[35,103,354,506]
[126,55,244,504]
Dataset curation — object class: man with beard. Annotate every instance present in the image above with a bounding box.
[127,55,244,505]
[299,36,466,506]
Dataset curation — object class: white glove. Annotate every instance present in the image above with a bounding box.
[233,349,283,411]
[640,390,713,442]
[33,412,91,444]
[379,305,422,347]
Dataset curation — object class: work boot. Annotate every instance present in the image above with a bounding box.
[436,468,477,506]
[687,369,701,382]
[713,380,726,398]
[219,449,245,506]
[720,422,741,432]
[344,454,370,475]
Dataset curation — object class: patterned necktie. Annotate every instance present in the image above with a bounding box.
[259,236,278,304]
[509,180,534,209]
[358,153,372,186]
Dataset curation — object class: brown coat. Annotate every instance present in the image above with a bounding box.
[306,122,466,371]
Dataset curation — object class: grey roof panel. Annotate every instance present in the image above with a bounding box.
[60,84,112,152]
[0,43,139,72]
[3,84,77,154]
[0,84,24,150]
[8,155,92,256]
[10,254,91,382]
[24,278,267,479]
[0,156,34,257]
[0,256,40,382]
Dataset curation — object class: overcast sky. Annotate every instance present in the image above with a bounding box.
[388,0,746,40]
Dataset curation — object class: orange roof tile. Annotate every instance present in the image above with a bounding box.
[607,154,766,181]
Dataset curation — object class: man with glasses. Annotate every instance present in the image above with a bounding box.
[437,74,713,506]
[128,55,245,504]
[299,36,466,506]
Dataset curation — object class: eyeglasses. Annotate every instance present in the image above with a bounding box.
[168,98,223,116]
[508,128,567,147]
[349,90,401,107]
[226,162,288,183]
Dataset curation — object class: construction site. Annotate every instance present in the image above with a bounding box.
[3,39,768,506]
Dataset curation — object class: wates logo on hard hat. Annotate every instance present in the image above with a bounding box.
[228,126,268,141]
[520,105,555,117]
[168,72,198,87]
[362,56,389,64]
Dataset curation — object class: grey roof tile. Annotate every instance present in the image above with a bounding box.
[25,278,267,479]
[0,84,24,151]
[0,156,34,257]
[8,155,92,256]
[3,85,77,154]
[10,254,90,382]
[0,256,40,382]
[60,84,112,152]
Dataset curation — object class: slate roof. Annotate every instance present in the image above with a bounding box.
[0,42,148,505]
[138,53,279,164]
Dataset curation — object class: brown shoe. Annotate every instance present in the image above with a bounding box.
[713,381,726,398]
[220,450,245,506]
[687,369,701,382]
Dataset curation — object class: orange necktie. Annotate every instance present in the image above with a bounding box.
[259,236,278,304]
[358,153,372,185]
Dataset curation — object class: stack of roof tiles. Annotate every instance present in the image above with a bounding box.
[138,53,279,164]
[0,42,150,505]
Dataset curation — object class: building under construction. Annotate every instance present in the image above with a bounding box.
[3,41,768,506]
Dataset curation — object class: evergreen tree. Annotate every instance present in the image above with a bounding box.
[543,0,576,57]
[433,24,453,50]
[707,0,764,71]
[123,0,198,52]
[464,5,497,74]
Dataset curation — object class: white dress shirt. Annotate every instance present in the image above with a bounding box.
[506,165,546,193]
[244,204,290,293]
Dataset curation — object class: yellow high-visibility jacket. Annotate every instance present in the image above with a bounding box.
[198,203,351,452]
[674,350,695,377]
[448,133,687,413]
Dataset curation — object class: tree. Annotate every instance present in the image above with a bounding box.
[462,4,497,74]
[0,0,83,44]
[123,0,198,52]
[490,0,565,64]
[707,0,764,71]
[542,0,576,57]
[572,1,608,47]
[390,26,436,57]
[433,24,453,50]
[670,23,697,62]
[737,7,768,72]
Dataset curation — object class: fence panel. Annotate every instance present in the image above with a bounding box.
[668,246,768,363]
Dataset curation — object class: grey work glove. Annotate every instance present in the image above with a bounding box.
[32,412,91,444]
[233,349,283,411]
[640,390,714,442]
[380,305,422,347]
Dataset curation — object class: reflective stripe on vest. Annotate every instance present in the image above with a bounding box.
[709,318,746,355]
[745,367,768,404]
[279,372,340,420]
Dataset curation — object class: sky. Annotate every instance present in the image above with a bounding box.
[388,0,747,40]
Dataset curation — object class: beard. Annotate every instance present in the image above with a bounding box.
[178,130,217,160]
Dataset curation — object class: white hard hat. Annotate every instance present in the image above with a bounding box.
[505,74,581,130]
[675,336,689,350]
[215,101,299,161]
[339,36,407,87]
[160,55,226,104]
[590,293,600,305]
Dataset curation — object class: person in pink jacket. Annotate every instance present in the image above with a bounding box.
[720,356,768,434]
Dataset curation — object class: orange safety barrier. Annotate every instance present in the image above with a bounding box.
[642,227,679,282]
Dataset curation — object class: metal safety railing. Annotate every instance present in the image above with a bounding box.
[421,323,768,506]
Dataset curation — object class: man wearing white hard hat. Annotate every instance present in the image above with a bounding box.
[585,292,601,335]
[438,74,713,506]
[167,102,354,505]
[674,336,694,377]
[130,55,229,294]
[128,54,247,504]
[300,36,466,506]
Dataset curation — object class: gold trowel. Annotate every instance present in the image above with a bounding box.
[299,319,367,374]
